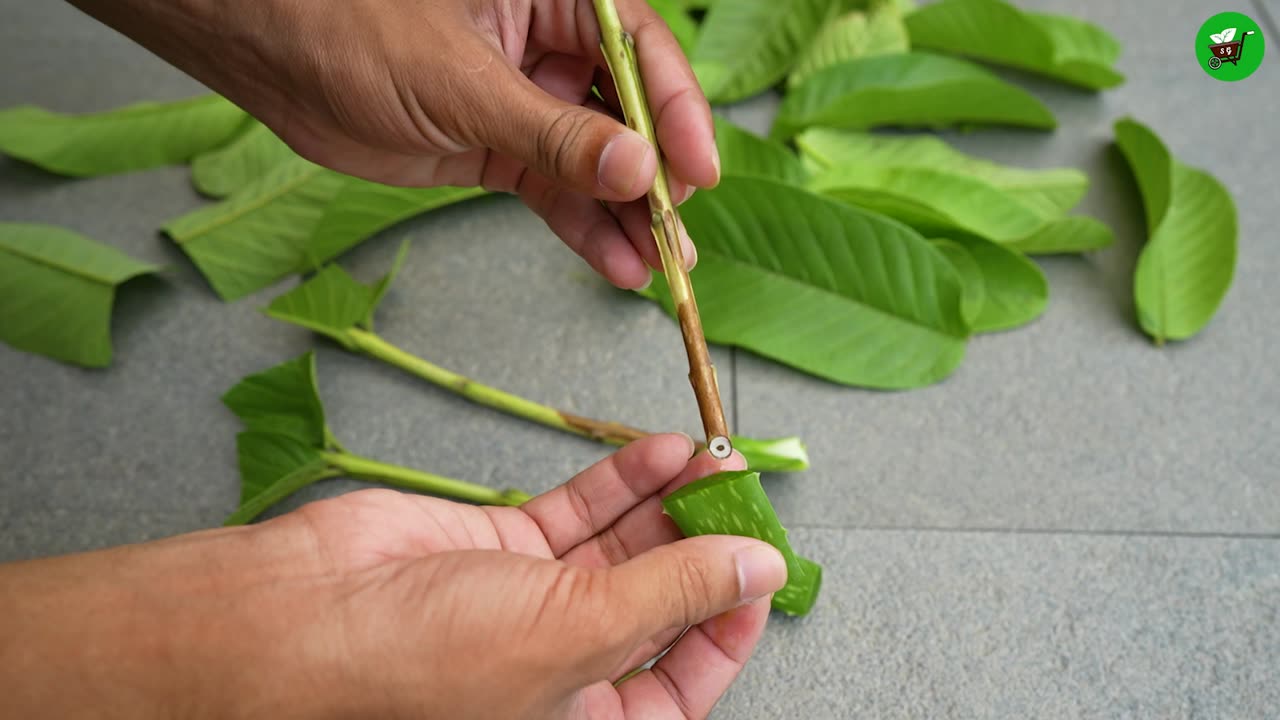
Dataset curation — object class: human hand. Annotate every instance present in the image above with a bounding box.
[0,435,786,719]
[72,0,719,290]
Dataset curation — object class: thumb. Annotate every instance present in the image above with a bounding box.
[608,535,787,639]
[466,62,657,202]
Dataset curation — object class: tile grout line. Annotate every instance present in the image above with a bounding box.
[1250,0,1279,37]
[790,523,1280,541]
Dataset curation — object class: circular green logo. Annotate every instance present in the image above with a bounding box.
[1197,12,1265,81]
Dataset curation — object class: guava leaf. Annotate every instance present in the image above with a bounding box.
[224,431,334,526]
[772,52,1056,140]
[713,117,808,185]
[904,0,1123,90]
[946,236,1048,333]
[796,128,1087,217]
[191,120,295,198]
[0,95,249,177]
[638,177,969,389]
[810,165,1048,243]
[164,154,484,301]
[789,0,910,88]
[0,223,159,367]
[1003,216,1114,255]
[691,0,834,103]
[930,238,985,327]
[1114,118,1237,344]
[221,351,327,447]
[366,240,411,329]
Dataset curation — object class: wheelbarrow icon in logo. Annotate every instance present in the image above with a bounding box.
[1207,27,1256,69]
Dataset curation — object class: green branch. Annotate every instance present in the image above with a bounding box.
[321,451,530,507]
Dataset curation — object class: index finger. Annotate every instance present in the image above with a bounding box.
[530,0,720,189]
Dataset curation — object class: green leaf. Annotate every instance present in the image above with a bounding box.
[190,120,295,198]
[810,164,1048,243]
[366,240,411,329]
[224,431,334,526]
[789,0,910,88]
[0,223,158,367]
[1114,118,1237,344]
[639,177,969,389]
[221,351,328,447]
[947,236,1048,333]
[713,117,807,185]
[903,0,1122,90]
[772,52,1056,140]
[1003,215,1114,255]
[797,128,1086,217]
[663,470,821,616]
[647,0,700,53]
[306,183,486,268]
[931,239,985,327]
[264,265,373,348]
[797,129,1111,255]
[691,0,835,103]
[164,153,484,301]
[729,435,811,473]
[0,95,249,177]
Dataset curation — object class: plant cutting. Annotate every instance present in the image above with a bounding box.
[222,351,530,524]
[663,470,822,616]
[163,153,487,301]
[0,223,159,367]
[904,0,1124,90]
[261,243,810,472]
[593,0,733,459]
[772,52,1057,140]
[1114,118,1237,344]
[0,95,249,177]
[637,176,970,389]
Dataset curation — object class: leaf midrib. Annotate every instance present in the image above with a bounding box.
[0,242,153,286]
[170,162,328,243]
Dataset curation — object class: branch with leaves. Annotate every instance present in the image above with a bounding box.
[222,351,530,525]
[260,242,810,473]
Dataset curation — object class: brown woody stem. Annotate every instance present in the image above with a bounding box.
[591,0,731,453]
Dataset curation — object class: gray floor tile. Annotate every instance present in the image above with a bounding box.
[715,528,1280,719]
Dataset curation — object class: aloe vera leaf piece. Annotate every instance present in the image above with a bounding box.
[662,470,821,616]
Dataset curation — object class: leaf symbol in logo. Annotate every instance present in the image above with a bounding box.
[1211,27,1237,44]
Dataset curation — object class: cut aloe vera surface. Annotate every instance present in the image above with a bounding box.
[662,470,821,616]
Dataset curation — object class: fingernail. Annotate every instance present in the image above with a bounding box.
[634,274,653,291]
[680,223,697,270]
[711,147,721,184]
[676,432,695,454]
[598,132,652,197]
[734,544,787,602]
[678,183,696,204]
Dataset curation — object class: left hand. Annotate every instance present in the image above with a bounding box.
[0,434,785,720]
